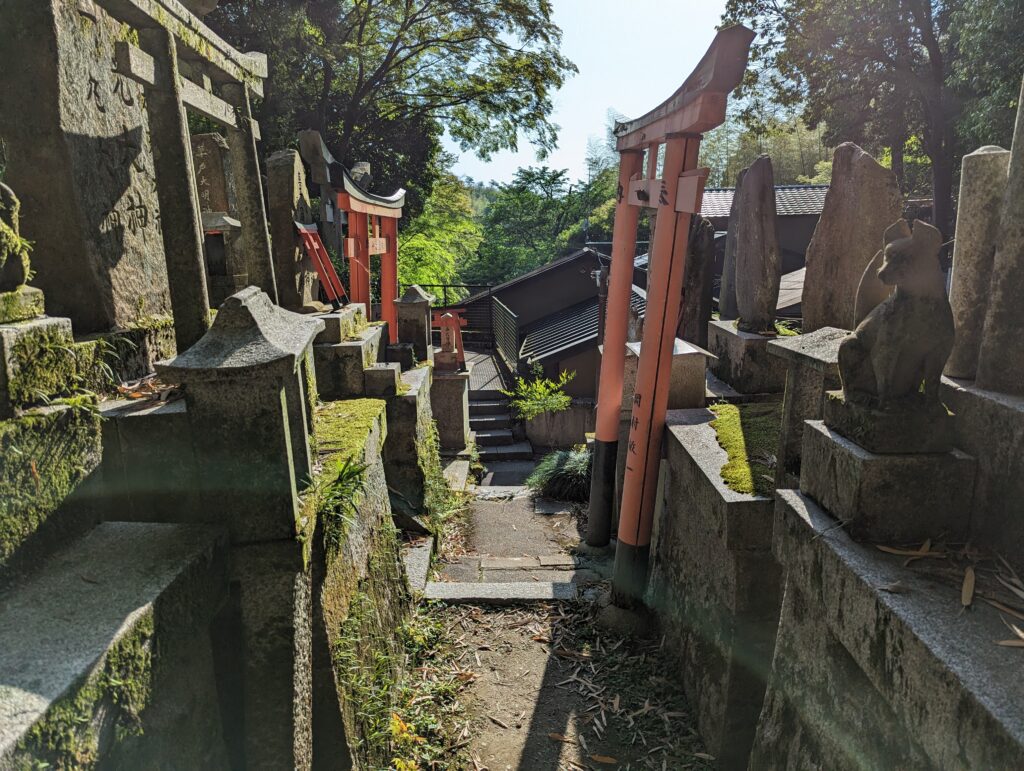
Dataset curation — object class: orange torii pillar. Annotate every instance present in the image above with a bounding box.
[582,26,754,607]
[380,217,399,343]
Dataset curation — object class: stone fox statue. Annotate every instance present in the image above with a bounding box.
[838,219,954,408]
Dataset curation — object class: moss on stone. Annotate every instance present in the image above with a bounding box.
[709,402,782,497]
[5,322,77,408]
[0,287,44,324]
[0,403,101,566]
[13,610,154,769]
[314,398,386,466]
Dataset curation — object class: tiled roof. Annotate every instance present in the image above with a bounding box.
[699,184,829,219]
[519,286,647,363]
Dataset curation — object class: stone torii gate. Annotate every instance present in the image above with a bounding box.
[585,26,755,605]
[100,0,274,350]
[298,131,406,344]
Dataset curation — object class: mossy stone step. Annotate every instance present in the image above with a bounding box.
[0,286,44,324]
[0,522,226,766]
[313,323,384,399]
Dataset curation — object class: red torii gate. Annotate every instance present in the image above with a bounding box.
[585,26,755,606]
[298,130,406,343]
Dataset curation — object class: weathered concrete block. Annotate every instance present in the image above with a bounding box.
[395,285,433,364]
[0,286,44,324]
[751,490,1024,769]
[0,0,173,333]
[0,316,75,417]
[364,363,401,397]
[430,369,471,451]
[648,409,780,769]
[767,327,845,485]
[313,324,383,399]
[941,376,1024,573]
[800,420,974,543]
[620,338,710,410]
[707,320,786,395]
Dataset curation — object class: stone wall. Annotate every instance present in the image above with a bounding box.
[524,401,596,449]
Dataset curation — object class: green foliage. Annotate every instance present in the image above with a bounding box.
[208,0,576,217]
[398,172,482,289]
[526,445,592,502]
[321,457,367,556]
[501,369,574,421]
[774,319,800,336]
[795,159,832,185]
[708,402,782,497]
[419,420,467,531]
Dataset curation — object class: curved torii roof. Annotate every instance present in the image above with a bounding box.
[297,129,406,215]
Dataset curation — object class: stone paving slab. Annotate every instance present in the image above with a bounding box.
[423,581,576,604]
[443,459,471,491]
[534,498,572,515]
[480,557,540,570]
[402,539,433,593]
[538,554,576,568]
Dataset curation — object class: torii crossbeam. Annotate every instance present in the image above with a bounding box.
[584,25,755,606]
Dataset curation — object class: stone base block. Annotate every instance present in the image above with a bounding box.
[430,368,470,451]
[800,420,973,543]
[751,490,1024,770]
[313,324,383,399]
[823,390,954,453]
[0,315,75,417]
[386,343,415,370]
[208,273,248,308]
[364,363,401,397]
[707,320,786,394]
[768,327,845,484]
[648,409,780,769]
[384,367,433,518]
[314,304,366,344]
[0,286,44,324]
[941,376,1024,573]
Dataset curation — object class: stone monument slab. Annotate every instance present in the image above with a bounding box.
[734,155,782,334]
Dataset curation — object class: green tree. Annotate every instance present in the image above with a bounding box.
[208,0,577,215]
[723,0,965,235]
[398,172,482,289]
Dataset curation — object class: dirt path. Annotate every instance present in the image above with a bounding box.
[436,602,713,771]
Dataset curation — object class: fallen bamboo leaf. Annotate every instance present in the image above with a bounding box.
[548,732,575,744]
[996,639,1024,648]
[693,752,716,760]
[487,715,508,729]
[996,574,1024,602]
[962,566,976,608]
[981,596,1024,621]
[589,755,618,765]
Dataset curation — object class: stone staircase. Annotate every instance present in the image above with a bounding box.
[469,389,533,461]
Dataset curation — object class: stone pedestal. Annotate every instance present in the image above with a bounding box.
[395,286,434,365]
[382,366,433,523]
[822,391,953,454]
[707,320,786,395]
[800,421,973,543]
[751,490,1024,770]
[767,327,845,485]
[431,368,471,451]
[648,409,780,769]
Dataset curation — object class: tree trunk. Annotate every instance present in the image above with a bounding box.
[891,140,906,195]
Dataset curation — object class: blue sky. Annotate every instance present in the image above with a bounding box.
[446,0,728,185]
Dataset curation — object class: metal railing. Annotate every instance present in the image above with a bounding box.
[491,297,520,374]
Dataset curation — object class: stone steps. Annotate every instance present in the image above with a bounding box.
[478,441,533,461]
[0,522,227,764]
[422,581,576,604]
[468,399,510,416]
[475,428,515,446]
[401,537,433,594]
[470,412,513,430]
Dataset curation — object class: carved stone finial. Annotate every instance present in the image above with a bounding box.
[0,183,30,291]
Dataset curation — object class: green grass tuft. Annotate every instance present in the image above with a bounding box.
[526,445,592,502]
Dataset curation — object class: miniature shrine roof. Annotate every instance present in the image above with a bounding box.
[699,184,829,219]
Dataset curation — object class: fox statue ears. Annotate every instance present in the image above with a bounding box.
[882,218,943,254]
